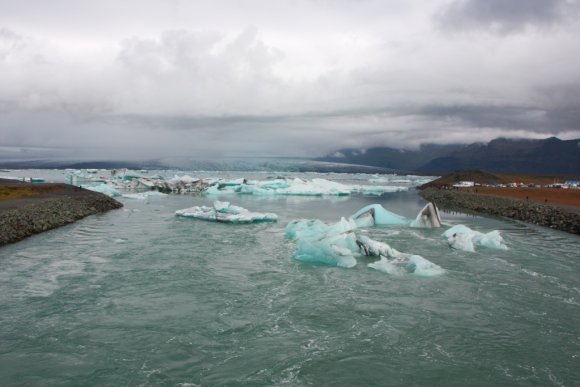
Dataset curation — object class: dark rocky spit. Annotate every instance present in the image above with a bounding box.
[0,182,123,246]
[420,188,580,235]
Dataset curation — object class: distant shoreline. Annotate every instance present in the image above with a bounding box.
[0,181,123,246]
[419,188,580,235]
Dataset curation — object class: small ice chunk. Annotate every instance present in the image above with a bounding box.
[176,201,278,223]
[443,225,508,252]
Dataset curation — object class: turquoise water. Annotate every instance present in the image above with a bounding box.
[1,172,579,386]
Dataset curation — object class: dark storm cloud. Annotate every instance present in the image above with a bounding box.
[437,0,580,33]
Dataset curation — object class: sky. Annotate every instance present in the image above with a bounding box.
[1,0,580,160]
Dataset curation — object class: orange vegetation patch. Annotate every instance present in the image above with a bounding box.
[460,187,580,208]
[0,185,63,201]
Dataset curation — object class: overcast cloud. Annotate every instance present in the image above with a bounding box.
[1,0,579,159]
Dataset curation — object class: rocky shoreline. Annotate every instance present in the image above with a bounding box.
[419,188,580,235]
[0,183,123,246]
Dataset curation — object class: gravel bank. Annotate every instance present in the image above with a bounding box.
[419,188,580,235]
[0,183,123,246]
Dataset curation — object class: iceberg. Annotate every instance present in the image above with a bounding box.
[175,201,278,224]
[285,214,444,272]
[122,191,168,200]
[352,203,441,228]
[409,202,442,228]
[350,185,408,196]
[84,183,122,197]
[357,235,445,276]
[238,178,351,196]
[285,217,359,268]
[368,256,445,276]
[352,204,410,226]
[443,225,508,252]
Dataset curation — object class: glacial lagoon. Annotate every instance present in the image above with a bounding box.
[0,170,579,385]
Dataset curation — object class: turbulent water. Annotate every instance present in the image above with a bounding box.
[1,170,579,386]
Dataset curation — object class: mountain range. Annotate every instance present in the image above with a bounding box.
[318,137,580,175]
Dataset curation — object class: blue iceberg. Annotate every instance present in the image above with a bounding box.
[352,203,441,228]
[285,217,359,268]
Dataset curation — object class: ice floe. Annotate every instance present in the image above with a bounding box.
[176,201,278,224]
[443,224,508,252]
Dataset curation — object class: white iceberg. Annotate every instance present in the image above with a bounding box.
[238,178,351,196]
[357,235,445,276]
[84,183,122,197]
[176,201,278,224]
[350,185,408,196]
[443,225,508,252]
[122,191,168,200]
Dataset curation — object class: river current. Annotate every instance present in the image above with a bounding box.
[0,170,579,386]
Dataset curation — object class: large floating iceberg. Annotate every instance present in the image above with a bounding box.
[352,203,441,228]
[176,201,278,224]
[443,224,508,252]
[285,204,445,271]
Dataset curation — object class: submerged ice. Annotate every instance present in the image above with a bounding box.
[176,201,278,224]
[443,225,508,252]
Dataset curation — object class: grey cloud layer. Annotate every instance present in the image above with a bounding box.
[437,0,580,33]
[1,0,579,158]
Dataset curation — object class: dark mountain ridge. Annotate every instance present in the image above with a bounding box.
[320,137,580,175]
